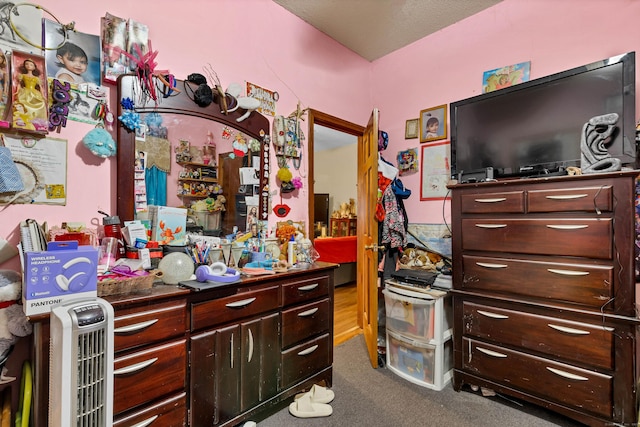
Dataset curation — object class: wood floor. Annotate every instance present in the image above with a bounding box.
[333,282,361,345]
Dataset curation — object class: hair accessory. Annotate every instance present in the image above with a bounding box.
[187,73,207,85]
[378,130,389,151]
[9,3,75,50]
[118,110,141,131]
[120,97,134,110]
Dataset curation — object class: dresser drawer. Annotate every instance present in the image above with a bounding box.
[461,218,612,258]
[460,191,525,213]
[282,275,330,306]
[463,302,614,369]
[462,338,613,418]
[281,298,330,349]
[528,185,613,213]
[114,299,187,353]
[191,285,279,330]
[114,392,186,427]
[113,338,187,415]
[281,333,331,389]
[462,255,614,309]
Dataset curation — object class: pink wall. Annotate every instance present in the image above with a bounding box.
[2,0,640,271]
[0,0,371,270]
[373,0,640,225]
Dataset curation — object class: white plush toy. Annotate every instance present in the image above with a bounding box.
[0,270,32,382]
[226,82,261,123]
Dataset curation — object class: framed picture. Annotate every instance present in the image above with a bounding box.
[483,61,531,93]
[420,104,447,143]
[405,118,419,139]
[420,142,450,200]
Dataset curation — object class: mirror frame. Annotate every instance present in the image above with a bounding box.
[116,74,271,223]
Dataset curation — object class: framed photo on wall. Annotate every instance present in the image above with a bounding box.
[405,118,419,139]
[420,141,450,200]
[420,104,447,143]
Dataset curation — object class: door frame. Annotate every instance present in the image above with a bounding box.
[307,109,365,327]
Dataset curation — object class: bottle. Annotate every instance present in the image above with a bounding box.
[100,211,124,258]
[287,236,297,266]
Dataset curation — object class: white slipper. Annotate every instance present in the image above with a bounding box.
[289,394,333,418]
[294,384,335,404]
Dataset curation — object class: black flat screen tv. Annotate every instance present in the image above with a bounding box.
[450,52,636,180]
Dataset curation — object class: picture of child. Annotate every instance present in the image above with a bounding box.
[425,116,440,139]
[44,20,102,86]
[55,42,88,83]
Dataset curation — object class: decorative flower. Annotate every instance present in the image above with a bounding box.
[292,177,303,189]
[118,110,141,131]
[120,97,135,110]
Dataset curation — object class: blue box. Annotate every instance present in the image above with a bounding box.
[23,241,98,315]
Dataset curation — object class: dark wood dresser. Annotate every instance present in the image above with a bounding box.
[449,171,639,426]
[31,262,336,426]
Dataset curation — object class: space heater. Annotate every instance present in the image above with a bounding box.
[49,298,114,427]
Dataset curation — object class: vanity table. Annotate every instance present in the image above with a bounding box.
[31,262,337,426]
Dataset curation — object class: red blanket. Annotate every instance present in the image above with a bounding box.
[315,236,357,264]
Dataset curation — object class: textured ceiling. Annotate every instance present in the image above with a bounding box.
[272,0,503,61]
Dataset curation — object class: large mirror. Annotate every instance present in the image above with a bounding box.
[116,74,271,236]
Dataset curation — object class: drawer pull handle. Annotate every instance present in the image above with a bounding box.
[230,333,234,369]
[298,283,319,292]
[547,324,590,335]
[546,367,588,381]
[475,224,507,229]
[130,415,159,427]
[298,308,319,317]
[474,197,507,203]
[546,224,588,230]
[545,194,588,200]
[547,268,589,276]
[298,345,319,356]
[114,319,158,334]
[226,297,257,308]
[477,310,509,319]
[476,347,507,358]
[114,358,158,376]
[476,262,508,269]
[248,329,254,363]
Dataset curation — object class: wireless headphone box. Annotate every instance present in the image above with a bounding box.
[22,242,99,316]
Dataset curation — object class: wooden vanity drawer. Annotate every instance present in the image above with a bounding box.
[460,191,525,213]
[528,185,613,213]
[462,255,614,309]
[462,338,613,419]
[114,392,186,427]
[461,218,612,259]
[463,302,614,369]
[114,299,187,353]
[281,333,331,389]
[113,338,187,415]
[281,298,330,349]
[282,275,330,306]
[191,285,279,330]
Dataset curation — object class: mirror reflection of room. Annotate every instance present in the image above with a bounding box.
[133,112,262,237]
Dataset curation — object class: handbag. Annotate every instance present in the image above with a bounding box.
[0,136,24,193]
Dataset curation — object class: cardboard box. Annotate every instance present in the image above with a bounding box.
[23,241,98,315]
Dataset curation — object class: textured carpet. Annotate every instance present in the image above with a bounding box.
[257,334,583,427]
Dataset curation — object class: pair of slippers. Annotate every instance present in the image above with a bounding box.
[288,384,335,418]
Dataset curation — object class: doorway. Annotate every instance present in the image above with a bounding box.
[307,110,364,346]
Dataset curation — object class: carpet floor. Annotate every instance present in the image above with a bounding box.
[257,334,584,427]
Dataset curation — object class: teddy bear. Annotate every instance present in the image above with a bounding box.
[212,195,227,212]
[0,270,32,375]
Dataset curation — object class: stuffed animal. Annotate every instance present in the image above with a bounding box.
[212,195,226,212]
[0,270,32,377]
[82,126,117,158]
